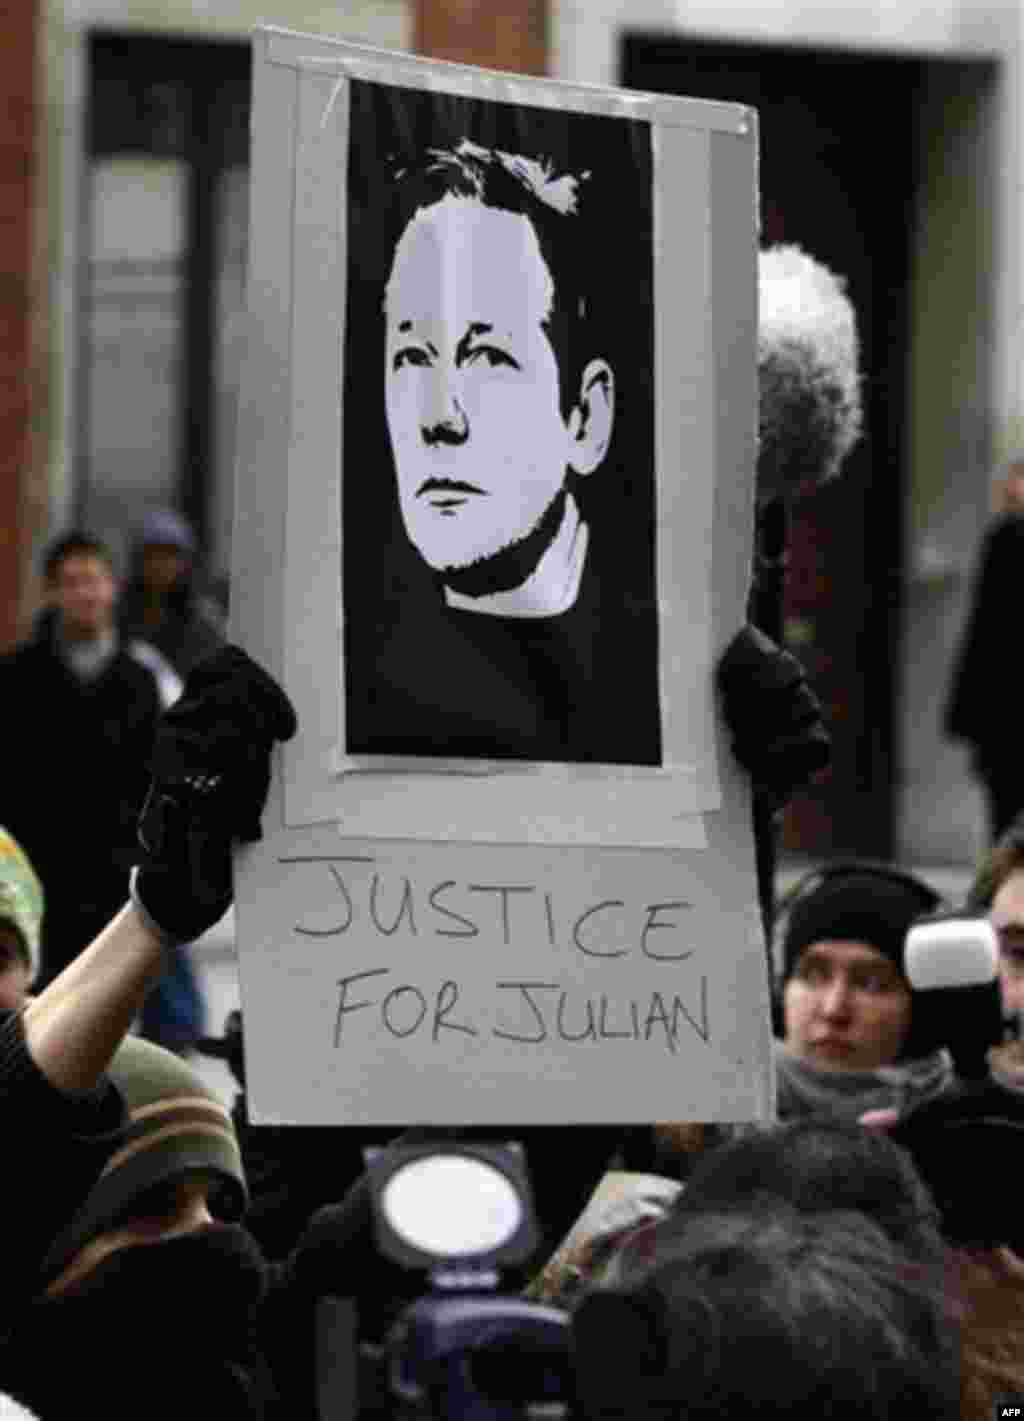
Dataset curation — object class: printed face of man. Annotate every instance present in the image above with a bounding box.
[384,194,585,578]
[783,940,913,1072]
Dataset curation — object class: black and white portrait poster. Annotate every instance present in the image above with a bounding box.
[342,82,659,773]
[231,31,769,1126]
[248,31,759,850]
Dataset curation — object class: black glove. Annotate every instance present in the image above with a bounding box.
[132,646,297,943]
[716,624,830,810]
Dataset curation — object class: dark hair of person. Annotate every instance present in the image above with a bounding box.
[42,531,114,583]
[967,814,1024,910]
[572,1206,958,1421]
[380,142,602,422]
[666,1119,946,1266]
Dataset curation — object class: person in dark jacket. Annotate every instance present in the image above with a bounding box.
[119,510,226,1052]
[0,532,161,986]
[945,461,1024,840]
[118,508,225,680]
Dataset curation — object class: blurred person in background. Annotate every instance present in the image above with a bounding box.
[119,508,225,682]
[120,510,225,1053]
[966,813,1024,1034]
[0,532,161,986]
[945,457,1024,840]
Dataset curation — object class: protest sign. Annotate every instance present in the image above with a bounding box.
[231,28,768,1123]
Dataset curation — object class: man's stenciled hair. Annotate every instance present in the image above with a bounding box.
[381,138,603,421]
[413,140,585,219]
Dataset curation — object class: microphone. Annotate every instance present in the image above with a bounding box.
[903,913,1003,1079]
[757,244,863,505]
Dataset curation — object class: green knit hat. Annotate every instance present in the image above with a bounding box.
[40,1035,247,1286]
[0,827,43,982]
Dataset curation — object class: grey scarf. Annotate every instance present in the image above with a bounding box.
[774,1041,954,1122]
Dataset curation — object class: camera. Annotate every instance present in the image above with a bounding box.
[904,911,1003,1077]
[319,1140,574,1421]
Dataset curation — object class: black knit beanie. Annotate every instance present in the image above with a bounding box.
[39,1035,247,1287]
[782,872,934,985]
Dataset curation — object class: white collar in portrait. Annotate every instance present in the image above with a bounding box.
[443,491,589,619]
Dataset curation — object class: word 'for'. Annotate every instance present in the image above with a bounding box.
[333,968,710,1055]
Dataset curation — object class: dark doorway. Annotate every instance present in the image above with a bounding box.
[79,31,251,574]
[623,35,930,858]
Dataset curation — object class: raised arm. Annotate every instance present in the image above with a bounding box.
[20,646,296,1096]
[21,905,165,1093]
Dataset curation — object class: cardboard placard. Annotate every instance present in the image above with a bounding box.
[232,28,768,1124]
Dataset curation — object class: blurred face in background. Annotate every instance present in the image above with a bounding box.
[50,553,117,643]
[991,867,1024,1021]
[141,543,189,597]
[995,460,1024,514]
[783,940,913,1072]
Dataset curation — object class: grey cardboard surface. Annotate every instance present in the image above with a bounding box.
[232,30,769,1124]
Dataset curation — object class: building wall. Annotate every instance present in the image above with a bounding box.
[555,0,1023,866]
[1,0,42,648]
[32,0,1024,863]
[553,0,1017,84]
[900,66,1004,864]
[35,0,410,592]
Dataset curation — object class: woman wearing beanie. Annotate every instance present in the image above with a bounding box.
[774,865,956,1121]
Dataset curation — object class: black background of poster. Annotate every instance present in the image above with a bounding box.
[342,78,660,765]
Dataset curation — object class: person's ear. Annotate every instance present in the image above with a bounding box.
[566,359,615,476]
